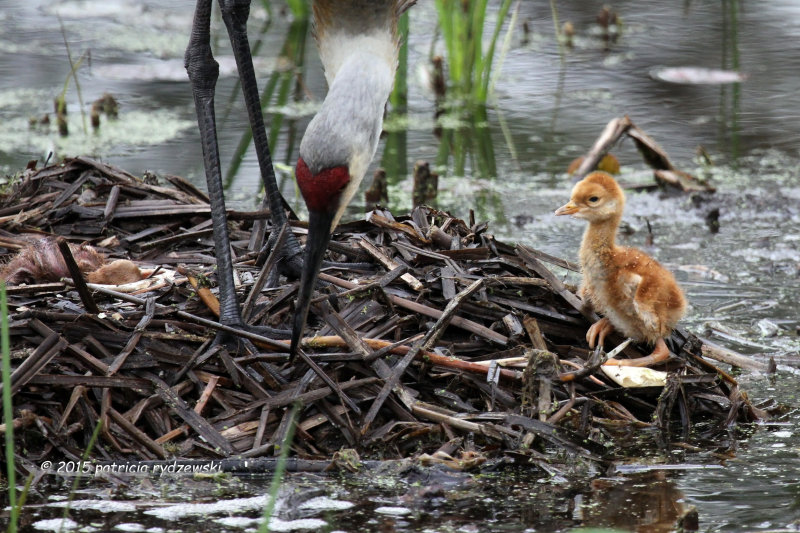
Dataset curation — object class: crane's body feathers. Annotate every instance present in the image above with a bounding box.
[313,0,411,85]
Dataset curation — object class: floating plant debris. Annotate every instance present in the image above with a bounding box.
[650,67,748,85]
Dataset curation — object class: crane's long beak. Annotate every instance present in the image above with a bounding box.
[290,208,335,361]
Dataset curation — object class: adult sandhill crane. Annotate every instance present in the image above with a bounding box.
[184,0,414,358]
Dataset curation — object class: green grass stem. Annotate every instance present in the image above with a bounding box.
[258,402,300,533]
[475,0,512,102]
[489,0,518,99]
[549,0,566,58]
[2,282,17,533]
[224,17,310,191]
[434,0,513,104]
[60,418,104,528]
[389,9,410,111]
[382,9,411,186]
[285,0,310,20]
[58,16,88,135]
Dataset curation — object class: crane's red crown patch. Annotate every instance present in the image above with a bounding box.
[295,158,350,213]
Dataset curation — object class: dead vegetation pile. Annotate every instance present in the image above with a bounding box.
[0,157,763,477]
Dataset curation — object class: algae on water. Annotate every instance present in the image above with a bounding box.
[0,108,194,162]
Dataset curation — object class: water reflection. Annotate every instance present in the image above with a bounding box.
[584,473,689,533]
[3,1,799,207]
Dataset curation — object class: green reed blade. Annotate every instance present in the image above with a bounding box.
[258,402,300,533]
[2,282,18,533]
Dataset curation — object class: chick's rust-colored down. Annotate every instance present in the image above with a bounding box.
[555,171,686,366]
[0,238,144,286]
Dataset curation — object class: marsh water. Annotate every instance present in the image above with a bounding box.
[2,0,800,531]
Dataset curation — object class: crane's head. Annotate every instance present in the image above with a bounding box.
[289,157,353,359]
[288,0,417,360]
[288,60,393,362]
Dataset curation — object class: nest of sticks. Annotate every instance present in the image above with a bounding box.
[0,157,764,475]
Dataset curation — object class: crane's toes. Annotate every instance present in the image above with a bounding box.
[211,322,290,355]
[256,239,373,289]
[586,317,613,349]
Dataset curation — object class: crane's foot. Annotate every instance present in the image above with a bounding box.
[586,317,615,349]
[604,337,671,367]
[256,232,375,289]
[212,321,290,356]
[276,252,374,280]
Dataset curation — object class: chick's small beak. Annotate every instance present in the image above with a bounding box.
[555,201,579,216]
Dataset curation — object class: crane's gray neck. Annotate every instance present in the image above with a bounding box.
[300,51,394,181]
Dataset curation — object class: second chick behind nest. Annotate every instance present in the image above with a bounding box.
[0,237,145,286]
[555,171,687,367]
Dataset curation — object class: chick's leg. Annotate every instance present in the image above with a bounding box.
[605,337,670,367]
[586,317,614,349]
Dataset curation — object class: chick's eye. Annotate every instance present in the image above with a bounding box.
[588,196,599,203]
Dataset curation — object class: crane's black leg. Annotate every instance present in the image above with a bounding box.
[218,0,304,272]
[185,0,243,329]
[186,0,372,351]
[186,0,287,342]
